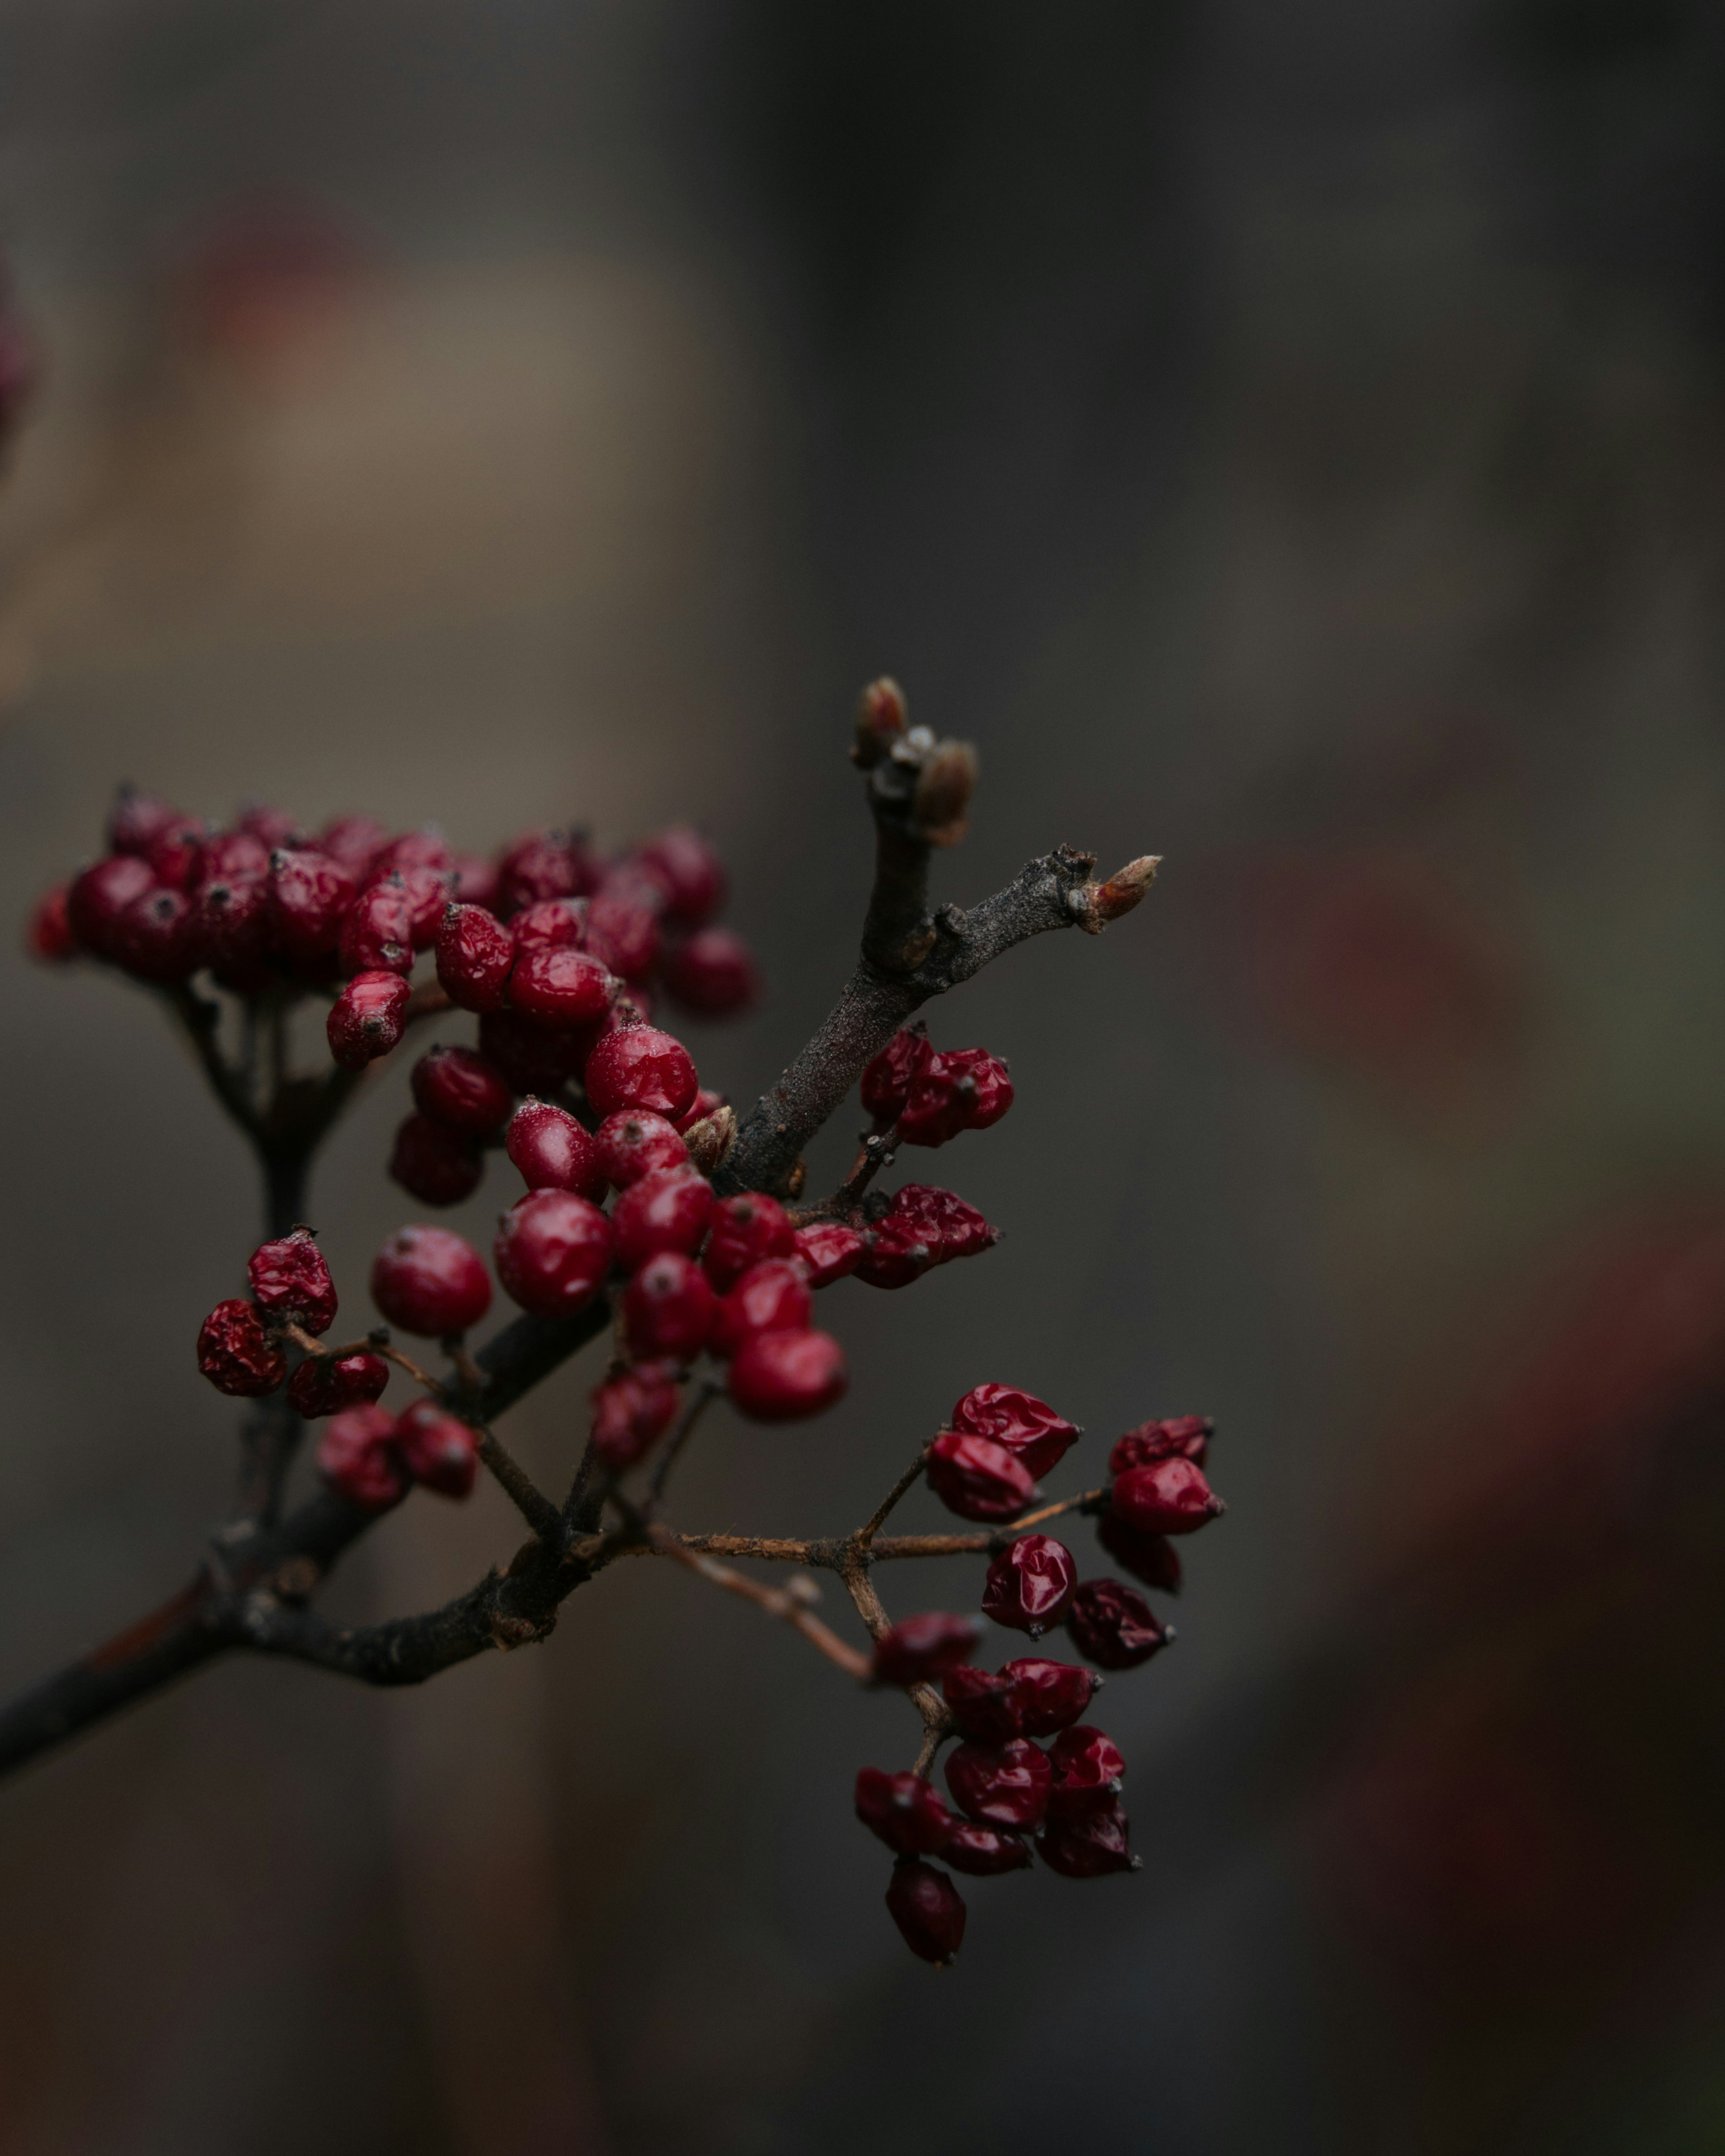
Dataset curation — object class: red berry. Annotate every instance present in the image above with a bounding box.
[710,1259,812,1357]
[593,1109,687,1189]
[1095,1515,1183,1592]
[884,1859,965,1966]
[68,854,155,956]
[237,803,303,851]
[981,1535,1077,1634]
[327,971,411,1069]
[495,829,597,914]
[942,1666,1029,1744]
[871,1612,980,1688]
[201,831,271,884]
[510,897,585,954]
[107,786,181,857]
[662,927,759,1016]
[1110,1414,1213,1475]
[394,1400,480,1498]
[942,1822,1033,1876]
[1065,1578,1172,1669]
[267,848,356,960]
[398,863,455,947]
[925,1430,1036,1522]
[338,876,416,975]
[478,1007,585,1094]
[621,1251,717,1361]
[611,1166,714,1272]
[142,817,205,891]
[900,1048,1013,1146]
[633,826,725,926]
[1047,1725,1126,1819]
[451,852,499,907]
[1110,1457,1225,1535]
[495,1190,612,1317]
[26,884,77,963]
[316,1403,407,1509]
[854,1769,954,1856]
[1037,1804,1136,1878]
[436,903,515,1012]
[584,892,660,982]
[860,1025,935,1123]
[113,887,199,981]
[411,1045,512,1135]
[951,1383,1078,1479]
[196,1298,286,1397]
[853,1214,933,1291]
[584,1024,698,1122]
[726,1327,847,1422]
[287,1351,389,1418]
[702,1192,795,1291]
[945,1737,1052,1829]
[248,1227,338,1335]
[589,1362,681,1469]
[389,1113,483,1206]
[791,1220,866,1288]
[508,945,614,1031]
[196,875,270,976]
[319,814,389,880]
[374,830,454,879]
[1000,1657,1101,1737]
[499,1099,600,1198]
[372,1226,492,1336]
[883,1184,997,1264]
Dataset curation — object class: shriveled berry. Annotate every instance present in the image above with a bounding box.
[394,1400,479,1498]
[585,1024,698,1122]
[791,1221,865,1287]
[634,826,725,926]
[389,1113,483,1206]
[1047,1725,1126,1819]
[201,830,271,884]
[853,1214,933,1291]
[942,1822,1033,1876]
[436,903,515,1012]
[248,1227,337,1334]
[478,1008,584,1094]
[495,1190,612,1317]
[662,927,759,1016]
[951,1383,1078,1479]
[237,803,303,851]
[871,1612,980,1688]
[925,1430,1035,1522]
[502,1099,602,1198]
[1111,1457,1225,1535]
[861,1025,934,1124]
[593,1109,687,1190]
[372,1226,492,1336]
[981,1535,1077,1635]
[509,945,615,1030]
[589,1362,681,1469]
[495,829,597,914]
[319,814,388,879]
[1001,1657,1101,1737]
[941,1666,1026,1745]
[68,855,155,956]
[883,1184,997,1264]
[701,1193,793,1290]
[107,786,181,857]
[338,876,415,975]
[901,1048,1013,1147]
[1038,1804,1137,1878]
[26,884,77,963]
[946,1737,1053,1829]
[197,1298,287,1397]
[1096,1515,1183,1593]
[113,887,199,980]
[584,892,660,982]
[854,1769,954,1856]
[196,875,270,976]
[727,1327,847,1422]
[611,1166,714,1272]
[143,817,205,891]
[885,1859,965,1966]
[267,848,356,960]
[1110,1414,1214,1475]
[510,897,585,954]
[317,1404,407,1509]
[621,1251,717,1362]
[287,1350,389,1418]
[327,971,411,1069]
[671,1086,725,1134]
[710,1259,811,1357]
[1065,1578,1172,1670]
[412,1045,512,1135]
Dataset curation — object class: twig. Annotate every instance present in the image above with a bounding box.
[648,1381,722,1506]
[475,1427,562,1541]
[642,1524,872,1680]
[856,1442,932,1547]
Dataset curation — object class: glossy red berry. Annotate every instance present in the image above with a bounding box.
[621,1251,717,1362]
[394,1400,480,1498]
[925,1430,1036,1522]
[611,1166,714,1272]
[248,1227,337,1334]
[436,903,515,1012]
[509,897,585,954]
[1000,1657,1101,1736]
[942,1666,1028,1745]
[389,1113,483,1206]
[871,1612,981,1688]
[951,1384,1078,1479]
[584,892,660,982]
[945,1737,1053,1829]
[702,1192,795,1291]
[1065,1578,1172,1669]
[1110,1457,1225,1535]
[327,971,411,1069]
[372,1226,493,1336]
[726,1327,847,1422]
[1037,1804,1137,1878]
[634,826,725,927]
[495,829,597,915]
[710,1259,812,1357]
[1095,1515,1183,1592]
[508,945,614,1030]
[267,848,356,960]
[884,1859,966,1966]
[287,1350,389,1418]
[589,1362,681,1469]
[860,1025,934,1123]
[504,1099,604,1198]
[338,876,415,975]
[593,1109,688,1190]
[196,1298,287,1397]
[113,887,199,981]
[142,817,205,891]
[1047,1725,1126,1819]
[884,1184,997,1264]
[942,1822,1034,1876]
[900,1048,1013,1147]
[495,1190,612,1317]
[478,1008,584,1094]
[585,1024,698,1122]
[316,1404,407,1510]
[981,1535,1077,1635]
[68,854,155,957]
[854,1769,954,1856]
[661,927,759,1016]
[1109,1414,1213,1474]
[196,875,270,976]
[791,1221,866,1287]
[107,786,181,857]
[26,884,77,963]
[319,814,388,880]
[411,1045,512,1135]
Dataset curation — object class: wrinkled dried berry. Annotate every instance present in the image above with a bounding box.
[884,1860,965,1965]
[871,1612,980,1688]
[925,1430,1035,1522]
[1065,1578,1172,1670]
[900,1047,1013,1147]
[1110,1457,1225,1536]
[951,1384,1078,1480]
[1047,1725,1126,1819]
[287,1351,389,1419]
[945,1737,1053,1829]
[942,1666,1028,1745]
[248,1228,337,1335]
[791,1221,866,1288]
[860,1025,934,1124]
[317,1404,407,1510]
[981,1535,1076,1635]
[854,1769,954,1856]
[197,1298,287,1397]
[1000,1657,1100,1736]
[589,1362,681,1469]
[1037,1804,1136,1878]
[1109,1414,1213,1475]
[1096,1514,1183,1593]
[941,1822,1033,1876]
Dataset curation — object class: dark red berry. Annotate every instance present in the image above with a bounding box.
[709,1259,812,1357]
[1096,1514,1183,1593]
[142,817,205,891]
[853,1214,933,1291]
[727,1327,847,1422]
[621,1251,717,1362]
[411,1045,512,1135]
[502,1099,602,1198]
[68,855,155,956]
[584,892,660,982]
[394,1400,479,1499]
[197,1298,287,1397]
[396,863,455,947]
[436,903,515,1012]
[1110,1457,1225,1535]
[374,829,453,879]
[941,1822,1033,1876]
[1047,1725,1126,1819]
[509,897,585,954]
[451,852,499,907]
[1000,1657,1101,1737]
[316,1404,407,1509]
[248,1227,337,1334]
[611,1166,714,1272]
[1037,1804,1137,1878]
[860,1025,934,1124]
[26,884,77,963]
[854,1769,954,1856]
[338,876,415,975]
[589,1362,681,1469]
[237,803,303,851]
[981,1535,1077,1635]
[267,848,356,960]
[585,1024,698,1122]
[900,1048,1013,1147]
[671,1086,725,1134]
[372,1226,492,1336]
[633,826,725,926]
[509,945,614,1030]
[1065,1578,1172,1670]
[791,1221,865,1287]
[287,1351,389,1418]
[938,1047,1013,1130]
[327,971,411,1069]
[495,1190,612,1317]
[702,1192,795,1291]
[1109,1414,1213,1475]
[662,927,759,1016]
[884,1859,965,1966]
[951,1384,1078,1479]
[196,875,270,976]
[882,1184,997,1265]
[107,786,181,857]
[201,830,271,884]
[871,1612,981,1688]
[945,1737,1053,1829]
[925,1430,1036,1522]
[389,1113,484,1206]
[113,887,199,980]
[319,814,388,879]
[593,1109,688,1190]
[478,1007,585,1094]
[942,1666,1028,1745]
[495,829,597,915]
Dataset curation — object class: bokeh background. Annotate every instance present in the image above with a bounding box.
[2,1,1725,2149]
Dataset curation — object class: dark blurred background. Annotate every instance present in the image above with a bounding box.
[3,0,1725,2149]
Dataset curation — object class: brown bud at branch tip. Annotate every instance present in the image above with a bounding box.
[682,1102,737,1175]
[853,677,908,769]
[1078,855,1160,932]
[911,740,978,847]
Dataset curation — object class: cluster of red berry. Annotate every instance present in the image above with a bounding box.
[858,1405,1223,1963]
